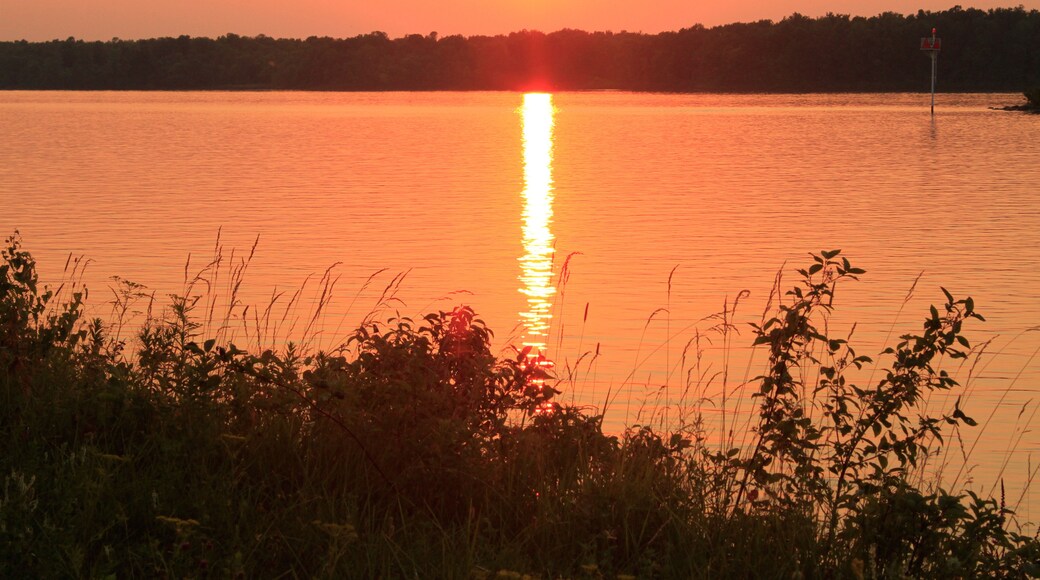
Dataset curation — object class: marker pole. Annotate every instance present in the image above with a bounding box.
[930,30,937,115]
[931,51,936,115]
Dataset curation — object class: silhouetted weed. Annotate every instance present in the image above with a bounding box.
[2,232,1038,578]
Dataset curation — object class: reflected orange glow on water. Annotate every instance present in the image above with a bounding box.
[6,92,1040,513]
[518,93,556,355]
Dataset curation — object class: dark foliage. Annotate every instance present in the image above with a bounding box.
[1,7,1039,92]
[3,232,1040,578]
[1025,87,1040,108]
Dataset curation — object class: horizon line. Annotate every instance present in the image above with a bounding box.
[3,5,1034,44]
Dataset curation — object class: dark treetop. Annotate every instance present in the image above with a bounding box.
[1,6,1038,92]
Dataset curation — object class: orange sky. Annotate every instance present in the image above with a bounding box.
[1,0,1036,41]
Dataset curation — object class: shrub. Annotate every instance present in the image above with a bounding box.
[2,233,1039,577]
[1025,87,1040,109]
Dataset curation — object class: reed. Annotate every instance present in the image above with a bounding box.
[2,231,1038,578]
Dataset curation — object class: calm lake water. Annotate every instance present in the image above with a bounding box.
[3,91,1039,517]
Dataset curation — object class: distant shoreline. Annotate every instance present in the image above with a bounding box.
[2,7,1037,94]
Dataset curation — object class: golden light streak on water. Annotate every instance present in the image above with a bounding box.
[518,93,556,354]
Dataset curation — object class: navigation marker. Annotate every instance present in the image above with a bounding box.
[920,28,942,115]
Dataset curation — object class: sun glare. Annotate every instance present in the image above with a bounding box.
[518,93,556,355]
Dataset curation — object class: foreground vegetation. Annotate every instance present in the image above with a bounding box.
[2,6,1039,92]
[2,233,1039,578]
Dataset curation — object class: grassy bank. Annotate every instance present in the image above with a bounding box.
[2,232,1038,578]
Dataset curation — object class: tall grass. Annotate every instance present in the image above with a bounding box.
[2,232,1039,578]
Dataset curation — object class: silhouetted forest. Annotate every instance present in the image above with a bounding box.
[1,6,1037,92]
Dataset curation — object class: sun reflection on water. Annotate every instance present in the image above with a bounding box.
[518,93,556,356]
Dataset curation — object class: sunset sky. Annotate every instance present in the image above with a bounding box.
[1,0,1036,41]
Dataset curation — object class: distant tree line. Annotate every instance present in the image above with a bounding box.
[1,6,1037,92]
